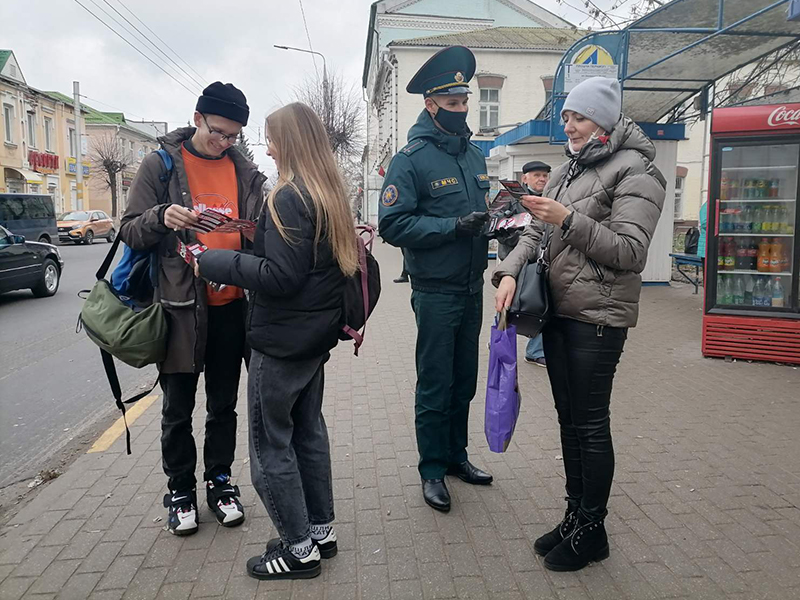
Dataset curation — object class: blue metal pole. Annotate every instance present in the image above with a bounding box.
[624,0,790,81]
[718,0,725,28]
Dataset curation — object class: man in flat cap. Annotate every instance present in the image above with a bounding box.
[379,46,493,513]
[121,82,266,536]
[520,160,550,367]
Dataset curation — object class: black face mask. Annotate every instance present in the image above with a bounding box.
[432,101,469,135]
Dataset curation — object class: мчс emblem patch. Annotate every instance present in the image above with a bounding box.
[382,184,399,207]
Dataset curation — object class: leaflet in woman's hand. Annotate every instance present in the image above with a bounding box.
[190,209,256,237]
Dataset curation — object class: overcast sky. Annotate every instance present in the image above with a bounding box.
[0,0,610,173]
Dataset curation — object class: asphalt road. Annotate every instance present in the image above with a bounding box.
[0,241,158,488]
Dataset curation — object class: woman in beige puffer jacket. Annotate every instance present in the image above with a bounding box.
[493,77,666,572]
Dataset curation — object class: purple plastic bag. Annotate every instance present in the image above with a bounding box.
[485,313,521,453]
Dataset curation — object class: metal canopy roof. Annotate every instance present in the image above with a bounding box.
[548,0,800,131]
[621,0,800,121]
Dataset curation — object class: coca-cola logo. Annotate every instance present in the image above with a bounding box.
[767,106,800,127]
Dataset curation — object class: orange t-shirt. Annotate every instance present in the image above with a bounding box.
[181,144,244,306]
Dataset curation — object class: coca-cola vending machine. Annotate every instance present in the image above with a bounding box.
[703,103,800,364]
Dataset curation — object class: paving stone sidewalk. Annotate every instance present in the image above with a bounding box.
[1,243,800,600]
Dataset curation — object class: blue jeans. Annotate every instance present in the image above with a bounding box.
[525,334,544,361]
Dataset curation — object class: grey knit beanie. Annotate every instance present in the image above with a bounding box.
[562,77,621,133]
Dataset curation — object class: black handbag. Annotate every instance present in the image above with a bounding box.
[508,226,552,337]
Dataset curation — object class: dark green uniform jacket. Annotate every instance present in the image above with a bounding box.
[379,110,489,295]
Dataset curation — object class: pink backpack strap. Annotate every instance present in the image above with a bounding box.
[343,226,374,356]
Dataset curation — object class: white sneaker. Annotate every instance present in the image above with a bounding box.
[163,490,198,536]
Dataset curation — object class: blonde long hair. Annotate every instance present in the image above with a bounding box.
[265,102,358,277]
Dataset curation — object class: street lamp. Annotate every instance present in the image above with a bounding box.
[274,44,331,130]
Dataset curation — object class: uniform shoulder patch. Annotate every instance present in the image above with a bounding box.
[382,184,399,207]
[400,140,427,156]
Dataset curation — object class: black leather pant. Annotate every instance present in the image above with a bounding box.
[542,317,627,521]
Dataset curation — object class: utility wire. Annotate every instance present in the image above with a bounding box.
[100,0,207,91]
[298,0,319,78]
[85,0,203,94]
[115,0,208,85]
[72,0,198,97]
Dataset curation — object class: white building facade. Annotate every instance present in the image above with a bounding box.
[361,0,577,225]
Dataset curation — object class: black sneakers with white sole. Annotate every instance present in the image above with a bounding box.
[247,542,321,580]
[206,474,244,527]
[163,490,198,536]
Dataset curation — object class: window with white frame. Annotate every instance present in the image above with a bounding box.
[479,89,500,131]
[69,128,77,157]
[44,117,53,151]
[3,104,14,143]
[674,176,685,219]
[27,112,36,148]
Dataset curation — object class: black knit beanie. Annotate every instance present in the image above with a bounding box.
[196,82,249,126]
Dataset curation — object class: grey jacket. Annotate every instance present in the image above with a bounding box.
[120,127,266,373]
[493,116,666,328]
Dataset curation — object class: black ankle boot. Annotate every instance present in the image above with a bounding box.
[533,508,578,556]
[543,513,609,572]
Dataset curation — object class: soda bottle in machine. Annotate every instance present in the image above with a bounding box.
[733,277,745,305]
[753,277,766,306]
[770,205,781,232]
[743,205,754,233]
[772,277,785,308]
[758,239,771,272]
[735,239,748,270]
[720,172,730,200]
[756,179,768,199]
[744,275,754,305]
[769,238,783,273]
[723,276,734,305]
[769,178,780,198]
[752,205,763,233]
[764,278,774,307]
[780,240,791,272]
[747,238,759,270]
[724,237,736,271]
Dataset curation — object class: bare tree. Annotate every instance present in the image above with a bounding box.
[91,133,130,219]
[291,71,365,160]
[290,70,365,215]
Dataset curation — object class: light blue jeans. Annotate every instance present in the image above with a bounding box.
[525,334,544,361]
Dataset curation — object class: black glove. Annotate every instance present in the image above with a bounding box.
[455,211,490,238]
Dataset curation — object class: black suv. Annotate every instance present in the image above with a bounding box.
[0,225,64,297]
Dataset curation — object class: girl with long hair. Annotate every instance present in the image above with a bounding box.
[198,102,357,580]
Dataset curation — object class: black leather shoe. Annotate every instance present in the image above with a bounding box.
[422,479,451,512]
[393,276,409,283]
[533,509,578,556]
[543,513,609,572]
[446,461,493,485]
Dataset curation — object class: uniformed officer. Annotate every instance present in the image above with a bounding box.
[379,46,493,513]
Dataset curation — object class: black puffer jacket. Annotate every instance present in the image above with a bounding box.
[199,183,346,360]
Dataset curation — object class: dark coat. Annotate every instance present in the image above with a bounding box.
[199,184,346,360]
[378,110,489,295]
[119,127,266,373]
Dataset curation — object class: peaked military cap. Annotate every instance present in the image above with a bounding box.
[406,46,476,97]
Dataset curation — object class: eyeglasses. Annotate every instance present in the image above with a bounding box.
[200,114,239,144]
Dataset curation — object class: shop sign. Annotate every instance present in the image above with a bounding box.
[67,158,91,177]
[28,150,59,173]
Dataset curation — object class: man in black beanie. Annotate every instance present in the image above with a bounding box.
[120,82,266,536]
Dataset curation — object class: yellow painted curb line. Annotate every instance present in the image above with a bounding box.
[87,394,160,453]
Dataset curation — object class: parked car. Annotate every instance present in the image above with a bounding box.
[57,210,116,244]
[0,194,58,245]
[0,225,64,297]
